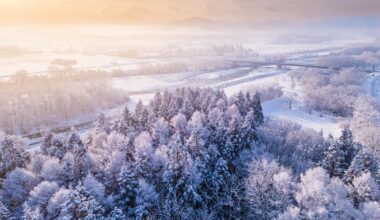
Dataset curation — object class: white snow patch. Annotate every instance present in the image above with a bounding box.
[223,70,294,97]
[194,67,250,80]
[127,93,155,110]
[262,98,342,137]
[112,76,180,93]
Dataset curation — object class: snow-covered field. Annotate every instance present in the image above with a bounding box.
[23,51,350,149]
[0,53,159,77]
[262,99,342,137]
[112,75,181,93]
[21,40,380,148]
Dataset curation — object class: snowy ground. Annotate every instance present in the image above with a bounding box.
[25,63,346,150]
[262,99,342,137]
[23,46,353,149]
[222,71,342,137]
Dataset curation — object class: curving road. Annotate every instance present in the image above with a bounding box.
[368,73,380,105]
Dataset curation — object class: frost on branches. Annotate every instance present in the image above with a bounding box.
[0,88,379,219]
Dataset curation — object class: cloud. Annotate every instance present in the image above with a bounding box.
[0,0,380,25]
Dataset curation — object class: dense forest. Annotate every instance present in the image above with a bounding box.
[0,88,379,219]
[0,69,128,135]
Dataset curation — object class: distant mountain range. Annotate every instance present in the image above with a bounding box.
[169,16,380,30]
[307,16,380,29]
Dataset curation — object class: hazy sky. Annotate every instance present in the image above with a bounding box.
[1,0,380,25]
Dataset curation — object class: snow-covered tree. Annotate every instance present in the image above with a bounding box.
[48,136,66,159]
[362,201,380,219]
[351,96,380,156]
[162,133,201,219]
[96,113,110,134]
[58,153,76,185]
[27,181,59,211]
[134,179,159,220]
[277,206,301,220]
[211,158,231,192]
[40,157,64,184]
[27,154,49,175]
[41,130,53,156]
[351,172,380,207]
[151,117,171,147]
[344,148,379,184]
[322,128,357,178]
[171,113,188,136]
[0,87,275,218]
[46,188,70,219]
[108,207,126,220]
[116,163,139,215]
[83,173,105,203]
[241,110,257,149]
[0,136,30,178]
[2,168,39,208]
[22,204,43,220]
[186,111,208,158]
[245,158,295,219]
[294,167,362,219]
[0,201,11,219]
[68,133,92,182]
[251,93,264,125]
[58,183,104,219]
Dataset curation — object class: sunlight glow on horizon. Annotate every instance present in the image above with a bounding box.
[0,0,380,26]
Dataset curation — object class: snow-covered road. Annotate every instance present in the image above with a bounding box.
[364,73,380,106]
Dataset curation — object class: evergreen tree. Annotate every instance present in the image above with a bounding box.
[2,168,39,208]
[162,133,201,219]
[116,163,139,215]
[49,136,66,159]
[134,179,159,220]
[251,93,264,125]
[322,129,357,178]
[22,204,42,220]
[69,133,88,181]
[241,110,257,149]
[322,141,348,178]
[159,90,171,120]
[134,100,144,124]
[0,201,11,220]
[181,92,196,119]
[225,105,243,159]
[344,148,379,184]
[168,96,182,120]
[339,128,357,162]
[96,113,109,134]
[58,183,104,220]
[186,111,208,158]
[122,105,132,124]
[41,131,66,159]
[108,207,126,220]
[41,130,53,156]
[211,158,231,191]
[150,91,162,116]
[67,132,83,152]
[351,172,380,207]
[0,136,30,178]
[116,106,134,135]
[151,118,171,147]
[235,91,247,116]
